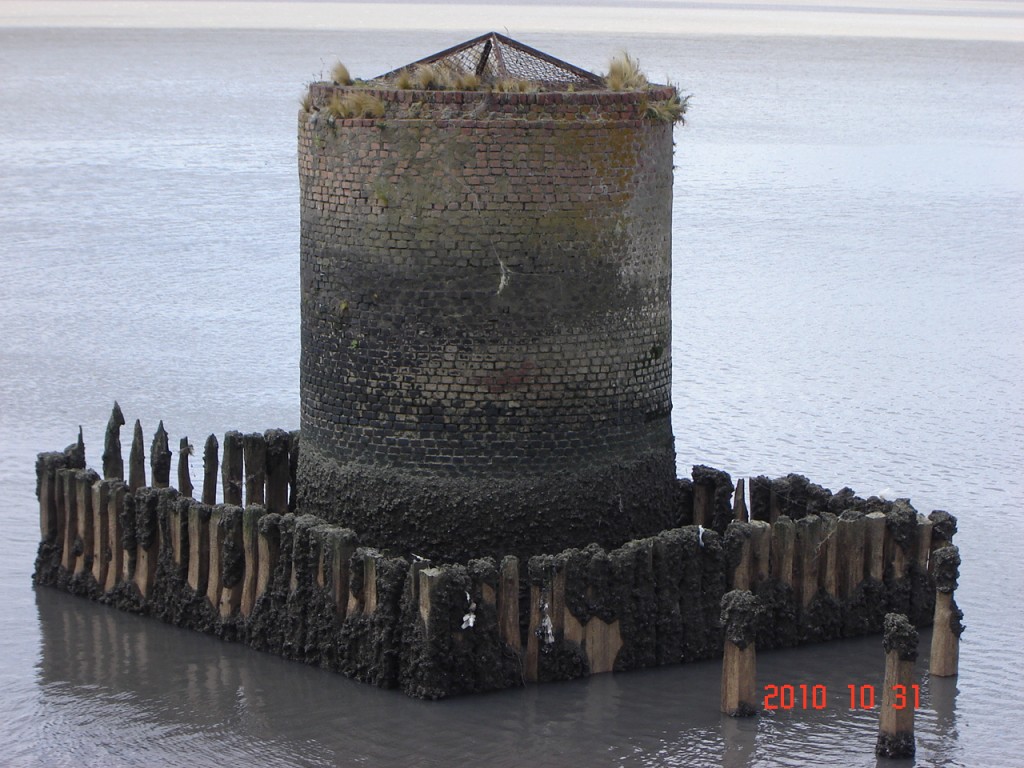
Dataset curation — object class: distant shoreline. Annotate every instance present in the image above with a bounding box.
[1,0,1022,41]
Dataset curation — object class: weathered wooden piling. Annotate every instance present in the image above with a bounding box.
[185,502,210,594]
[202,434,219,505]
[218,507,244,618]
[36,454,61,544]
[930,545,963,677]
[133,490,159,599]
[264,429,290,515]
[876,613,918,759]
[128,420,146,492]
[498,556,521,652]
[104,483,125,592]
[255,513,281,600]
[242,432,267,507]
[91,479,110,586]
[74,470,98,577]
[865,512,887,582]
[721,590,760,717]
[819,512,839,599]
[151,421,172,489]
[240,505,265,617]
[795,515,822,608]
[206,506,224,609]
[60,470,77,572]
[749,520,771,585]
[177,438,194,499]
[837,511,866,599]
[733,478,748,522]
[328,528,357,617]
[770,515,795,589]
[725,521,753,591]
[102,402,125,481]
[221,431,243,506]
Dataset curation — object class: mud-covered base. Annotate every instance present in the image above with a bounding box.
[297,444,679,563]
[876,731,915,759]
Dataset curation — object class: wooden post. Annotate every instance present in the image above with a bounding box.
[264,429,290,515]
[256,513,281,600]
[177,437,194,499]
[418,567,442,629]
[795,515,822,608]
[693,481,713,527]
[725,521,753,591]
[134,490,159,600]
[102,401,125,481]
[327,528,356,618]
[104,482,126,592]
[930,545,963,677]
[524,580,542,683]
[91,479,110,586]
[218,507,243,618]
[202,434,219,505]
[837,511,866,599]
[221,431,243,506]
[927,510,957,575]
[75,470,98,577]
[206,506,224,610]
[37,454,61,544]
[915,514,933,573]
[720,590,759,716]
[128,419,146,492]
[749,520,771,585]
[770,515,795,589]
[60,470,77,572]
[876,613,918,758]
[150,421,171,489]
[166,492,188,571]
[498,555,521,652]
[864,512,887,582]
[819,512,839,599]
[733,478,748,522]
[186,502,211,594]
[242,432,267,507]
[240,505,265,617]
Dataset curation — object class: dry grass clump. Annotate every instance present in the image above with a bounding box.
[644,91,691,124]
[331,61,353,86]
[605,52,648,91]
[450,72,481,91]
[394,69,415,89]
[493,78,536,93]
[413,64,441,90]
[325,91,385,120]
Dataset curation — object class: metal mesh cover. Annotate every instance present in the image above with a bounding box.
[375,32,604,89]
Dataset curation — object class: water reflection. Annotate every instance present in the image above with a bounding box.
[35,580,966,766]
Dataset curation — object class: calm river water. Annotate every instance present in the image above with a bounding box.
[1,7,1022,767]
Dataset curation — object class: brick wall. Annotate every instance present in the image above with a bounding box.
[297,85,679,560]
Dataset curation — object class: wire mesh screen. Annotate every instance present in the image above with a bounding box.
[375,32,604,89]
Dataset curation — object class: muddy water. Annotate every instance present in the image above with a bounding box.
[1,20,1022,768]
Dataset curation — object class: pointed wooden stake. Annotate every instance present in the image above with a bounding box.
[150,421,171,488]
[177,437,194,498]
[102,402,125,480]
[129,420,146,491]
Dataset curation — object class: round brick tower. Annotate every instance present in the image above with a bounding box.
[297,34,680,561]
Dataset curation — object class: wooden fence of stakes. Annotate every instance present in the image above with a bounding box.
[876,613,918,759]
[720,589,760,717]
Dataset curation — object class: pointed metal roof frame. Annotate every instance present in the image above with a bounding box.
[375,32,605,89]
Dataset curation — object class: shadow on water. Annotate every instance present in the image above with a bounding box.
[34,588,964,768]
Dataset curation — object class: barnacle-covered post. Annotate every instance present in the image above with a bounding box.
[930,545,963,677]
[876,613,918,759]
[720,589,760,716]
[297,32,685,562]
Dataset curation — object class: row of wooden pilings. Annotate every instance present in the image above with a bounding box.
[720,542,963,760]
